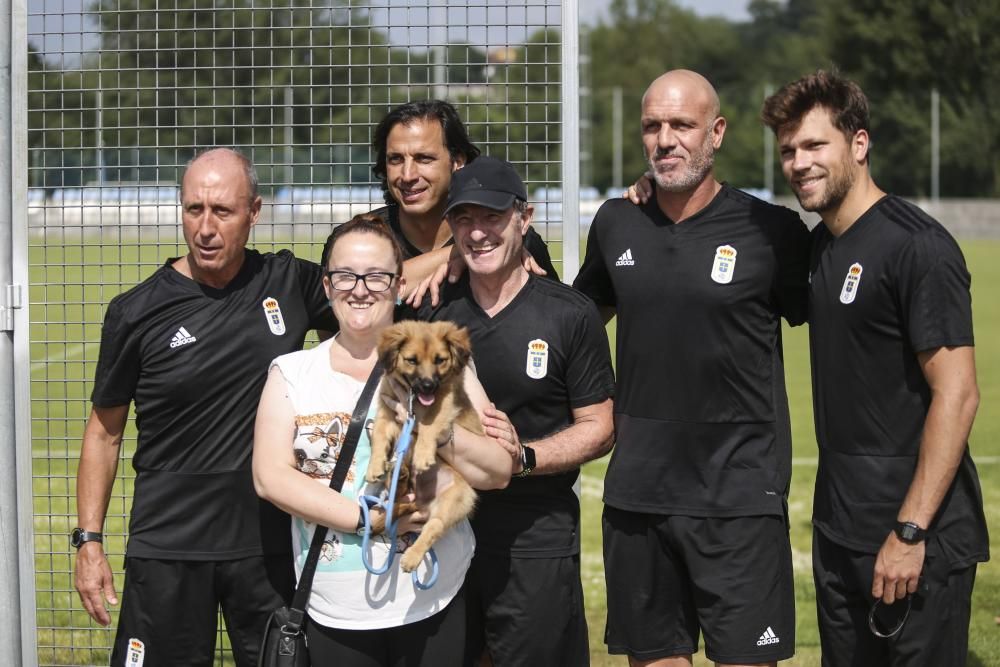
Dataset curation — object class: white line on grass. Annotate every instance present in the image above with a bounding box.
[792,456,1000,465]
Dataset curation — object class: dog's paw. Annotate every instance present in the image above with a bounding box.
[365,459,384,483]
[399,548,424,573]
[412,449,436,474]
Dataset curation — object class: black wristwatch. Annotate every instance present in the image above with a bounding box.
[513,445,536,478]
[71,528,103,550]
[894,521,927,545]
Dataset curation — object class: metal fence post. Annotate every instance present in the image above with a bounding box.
[2,1,37,665]
[561,0,580,283]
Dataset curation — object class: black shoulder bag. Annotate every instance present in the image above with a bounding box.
[258,362,384,667]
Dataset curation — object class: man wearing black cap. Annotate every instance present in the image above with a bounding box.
[419,156,616,666]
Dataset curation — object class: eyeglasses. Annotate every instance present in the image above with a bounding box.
[326,270,398,293]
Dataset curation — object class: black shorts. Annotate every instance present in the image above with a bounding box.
[464,552,589,667]
[111,555,293,667]
[813,529,977,667]
[305,586,466,666]
[603,507,795,664]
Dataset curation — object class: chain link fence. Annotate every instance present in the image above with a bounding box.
[24,2,574,663]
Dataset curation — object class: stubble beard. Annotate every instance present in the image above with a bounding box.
[647,134,716,194]
[797,152,856,214]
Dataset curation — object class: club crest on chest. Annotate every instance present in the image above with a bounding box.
[710,244,737,284]
[526,339,549,379]
[262,297,287,335]
[839,263,863,304]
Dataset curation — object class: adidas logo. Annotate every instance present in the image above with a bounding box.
[169,326,197,349]
[756,626,780,646]
[615,249,635,266]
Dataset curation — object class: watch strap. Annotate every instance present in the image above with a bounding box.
[513,445,535,478]
[71,528,103,549]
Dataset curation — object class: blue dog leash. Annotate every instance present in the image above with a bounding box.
[358,400,440,589]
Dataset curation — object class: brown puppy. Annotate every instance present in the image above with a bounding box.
[367,320,481,573]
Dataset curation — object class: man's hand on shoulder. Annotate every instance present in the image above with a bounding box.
[521,248,547,277]
[622,172,654,205]
[75,542,118,626]
[406,259,452,309]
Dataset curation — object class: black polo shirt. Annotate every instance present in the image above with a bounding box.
[421,274,615,557]
[574,184,810,517]
[91,249,334,559]
[808,195,989,567]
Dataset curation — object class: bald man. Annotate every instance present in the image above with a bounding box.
[574,70,810,666]
[74,148,335,666]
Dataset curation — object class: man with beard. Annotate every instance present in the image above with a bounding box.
[762,70,988,666]
[574,70,810,666]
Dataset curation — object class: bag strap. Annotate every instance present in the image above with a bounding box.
[286,361,384,626]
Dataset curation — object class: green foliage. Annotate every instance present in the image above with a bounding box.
[583,0,999,196]
[26,0,1000,196]
[821,0,1000,196]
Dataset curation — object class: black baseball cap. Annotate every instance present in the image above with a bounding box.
[444,156,527,216]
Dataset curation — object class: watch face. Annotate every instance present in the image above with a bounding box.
[71,528,83,548]
[895,522,924,543]
[523,446,536,469]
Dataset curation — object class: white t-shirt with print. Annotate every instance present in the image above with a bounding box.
[270,337,474,629]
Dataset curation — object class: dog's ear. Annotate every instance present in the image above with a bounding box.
[377,323,410,370]
[441,322,473,370]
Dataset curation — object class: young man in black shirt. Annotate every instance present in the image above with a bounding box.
[74,148,336,666]
[763,70,988,666]
[422,156,615,666]
[576,70,810,666]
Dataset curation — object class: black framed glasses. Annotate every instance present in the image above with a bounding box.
[326,270,398,293]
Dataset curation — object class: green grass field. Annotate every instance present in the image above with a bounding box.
[27,235,1000,665]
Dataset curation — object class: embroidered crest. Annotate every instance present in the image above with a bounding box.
[526,339,549,380]
[839,263,863,304]
[710,245,738,284]
[262,297,287,335]
[126,638,145,666]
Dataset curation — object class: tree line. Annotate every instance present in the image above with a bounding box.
[586,0,999,197]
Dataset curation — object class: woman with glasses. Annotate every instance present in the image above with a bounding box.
[252,213,514,665]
